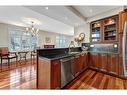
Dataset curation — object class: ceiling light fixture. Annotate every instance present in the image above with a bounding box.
[45,7,49,10]
[26,21,39,36]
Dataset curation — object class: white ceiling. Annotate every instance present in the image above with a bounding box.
[0,6,74,35]
[0,6,122,36]
[25,6,85,26]
[74,6,120,18]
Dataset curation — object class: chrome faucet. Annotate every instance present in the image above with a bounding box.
[68,41,75,53]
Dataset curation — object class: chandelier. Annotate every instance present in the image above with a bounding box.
[26,21,39,36]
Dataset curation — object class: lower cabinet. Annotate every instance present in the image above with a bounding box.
[89,53,98,69]
[89,53,120,76]
[80,52,88,71]
[51,60,61,89]
[74,54,81,76]
[107,54,119,75]
[118,54,124,77]
[37,58,61,89]
[74,53,88,77]
[99,53,108,72]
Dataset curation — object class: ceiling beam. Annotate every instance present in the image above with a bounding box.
[66,6,86,21]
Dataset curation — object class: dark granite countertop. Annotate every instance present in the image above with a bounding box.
[39,50,118,61]
[39,51,83,60]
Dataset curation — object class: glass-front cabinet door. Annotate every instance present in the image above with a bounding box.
[90,21,102,43]
[103,16,118,42]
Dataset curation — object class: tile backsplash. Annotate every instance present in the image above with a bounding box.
[82,43,118,53]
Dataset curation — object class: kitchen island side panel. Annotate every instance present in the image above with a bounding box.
[37,58,51,89]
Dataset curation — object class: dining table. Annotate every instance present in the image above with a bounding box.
[17,51,29,62]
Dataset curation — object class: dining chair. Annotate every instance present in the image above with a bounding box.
[0,47,18,69]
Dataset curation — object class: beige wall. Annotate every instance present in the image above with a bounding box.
[0,23,9,47]
[74,23,90,46]
[38,30,73,48]
[0,23,73,49]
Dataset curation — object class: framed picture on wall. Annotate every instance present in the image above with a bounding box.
[45,37,51,43]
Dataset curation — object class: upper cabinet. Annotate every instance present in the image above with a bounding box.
[90,15,119,43]
[119,10,127,33]
[90,21,102,43]
[103,16,118,42]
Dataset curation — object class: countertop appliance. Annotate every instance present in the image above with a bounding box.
[122,21,127,76]
[60,56,75,88]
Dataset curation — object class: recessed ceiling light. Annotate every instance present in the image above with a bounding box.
[89,9,93,13]
[45,7,49,10]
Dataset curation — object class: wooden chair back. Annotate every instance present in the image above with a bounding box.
[44,45,55,48]
[0,47,9,56]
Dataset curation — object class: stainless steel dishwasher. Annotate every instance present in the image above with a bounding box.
[60,56,75,88]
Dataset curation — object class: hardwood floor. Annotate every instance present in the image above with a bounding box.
[0,60,127,89]
[0,60,36,89]
[64,69,127,89]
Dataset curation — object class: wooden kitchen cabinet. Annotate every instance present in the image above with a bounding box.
[119,10,127,33]
[107,54,119,75]
[90,20,102,43]
[51,60,61,89]
[103,15,119,42]
[74,53,88,76]
[37,58,60,89]
[89,53,98,69]
[98,53,108,72]
[74,54,81,76]
[80,52,88,71]
[90,15,119,43]
[118,33,123,54]
[118,54,124,77]
[89,52,122,76]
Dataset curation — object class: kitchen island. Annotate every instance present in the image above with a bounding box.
[37,47,88,89]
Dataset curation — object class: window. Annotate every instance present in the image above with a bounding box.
[9,30,38,51]
[55,35,67,48]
